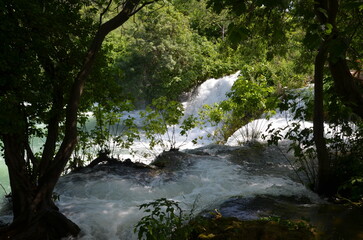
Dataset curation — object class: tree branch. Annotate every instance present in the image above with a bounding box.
[33,0,156,209]
[99,0,113,28]
[132,1,157,16]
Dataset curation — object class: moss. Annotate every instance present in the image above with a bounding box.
[151,150,189,170]
[185,217,316,240]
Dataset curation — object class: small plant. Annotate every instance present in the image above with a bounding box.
[260,216,313,231]
[263,84,363,194]
[134,198,189,240]
[68,101,139,171]
[229,119,268,145]
[337,177,363,205]
[199,74,277,144]
[140,97,198,152]
[90,101,139,156]
[265,121,317,186]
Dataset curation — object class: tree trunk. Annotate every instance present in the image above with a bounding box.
[0,207,80,240]
[312,0,363,196]
[1,1,155,239]
[329,55,363,119]
[313,42,334,196]
[0,134,80,240]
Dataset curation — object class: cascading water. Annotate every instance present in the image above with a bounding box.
[54,151,320,240]
[1,73,361,239]
[54,72,321,239]
[116,71,241,162]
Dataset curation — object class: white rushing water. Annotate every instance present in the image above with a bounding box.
[0,72,322,239]
[55,153,319,240]
[116,71,241,163]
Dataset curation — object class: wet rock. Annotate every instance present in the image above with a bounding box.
[151,150,191,170]
[207,195,313,221]
[201,195,363,240]
[186,144,240,156]
[73,155,155,174]
[86,153,153,169]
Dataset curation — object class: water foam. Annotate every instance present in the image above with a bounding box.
[55,152,319,239]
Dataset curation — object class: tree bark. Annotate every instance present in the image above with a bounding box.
[312,0,363,196]
[313,42,333,195]
[329,55,363,119]
[0,208,80,240]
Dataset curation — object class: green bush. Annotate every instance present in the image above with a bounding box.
[140,97,198,153]
[134,198,190,240]
[200,71,277,143]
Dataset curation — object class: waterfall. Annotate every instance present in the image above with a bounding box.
[120,71,241,162]
[0,74,326,240]
[0,72,241,197]
[183,71,240,117]
[53,74,320,239]
[226,85,316,146]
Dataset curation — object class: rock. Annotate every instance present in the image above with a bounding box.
[206,195,313,221]
[151,150,191,170]
[185,144,240,156]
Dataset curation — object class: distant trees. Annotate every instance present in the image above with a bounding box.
[108,0,242,104]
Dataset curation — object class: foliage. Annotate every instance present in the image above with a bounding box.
[0,0,95,135]
[186,216,316,240]
[115,1,238,104]
[264,84,363,193]
[200,69,277,143]
[140,97,198,153]
[260,216,313,231]
[263,87,316,185]
[0,0,133,167]
[338,177,363,205]
[134,198,190,240]
[202,0,363,195]
[173,0,231,41]
[68,101,140,171]
[90,101,138,152]
[266,121,317,186]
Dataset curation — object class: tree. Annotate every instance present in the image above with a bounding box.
[116,1,237,103]
[0,0,156,239]
[307,0,363,195]
[204,0,363,196]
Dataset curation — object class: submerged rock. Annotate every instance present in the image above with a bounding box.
[209,195,314,221]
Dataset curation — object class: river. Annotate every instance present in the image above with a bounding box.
[1,72,363,239]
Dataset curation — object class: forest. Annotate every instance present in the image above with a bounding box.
[0,0,363,239]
